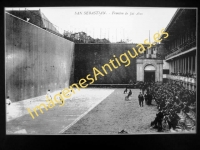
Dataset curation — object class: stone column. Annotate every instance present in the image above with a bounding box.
[182,57,184,73]
[182,57,184,74]
[188,56,190,73]
[185,57,187,73]
[180,58,181,73]
[195,53,196,75]
[136,59,143,81]
[171,61,172,73]
[174,60,175,73]
[191,55,193,74]
[177,58,179,73]
[178,58,179,73]
[177,59,178,73]
[157,60,163,83]
[160,63,163,82]
[181,58,183,74]
[174,60,176,73]
[175,59,176,73]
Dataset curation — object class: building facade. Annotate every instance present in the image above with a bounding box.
[136,8,197,91]
[161,8,197,91]
[136,44,168,83]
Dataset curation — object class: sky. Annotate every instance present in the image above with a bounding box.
[6,7,177,43]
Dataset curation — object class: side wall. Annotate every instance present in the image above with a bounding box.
[6,13,74,102]
[74,44,141,84]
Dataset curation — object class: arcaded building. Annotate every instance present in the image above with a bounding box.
[161,8,197,91]
[136,8,197,91]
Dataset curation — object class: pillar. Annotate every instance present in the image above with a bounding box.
[195,53,196,75]
[188,56,190,73]
[175,59,177,73]
[183,58,184,74]
[178,58,179,73]
[182,58,184,74]
[180,57,182,73]
[184,57,187,73]
[174,60,175,73]
[191,55,193,74]
[182,57,184,74]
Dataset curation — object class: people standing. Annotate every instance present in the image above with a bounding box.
[6,96,12,114]
[47,89,52,101]
[138,92,144,107]
[144,92,148,105]
[150,109,164,132]
[142,86,145,94]
[124,87,128,94]
[127,89,132,98]
[148,93,153,105]
[6,96,12,105]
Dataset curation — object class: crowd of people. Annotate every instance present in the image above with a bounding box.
[170,72,196,78]
[149,81,196,132]
[124,82,154,106]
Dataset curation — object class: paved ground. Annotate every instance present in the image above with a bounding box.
[63,88,161,134]
[6,88,114,134]
[6,88,195,135]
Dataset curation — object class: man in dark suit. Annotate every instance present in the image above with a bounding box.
[138,92,144,107]
[127,89,132,98]
[144,92,148,105]
[148,93,153,105]
[151,109,164,131]
[124,87,128,94]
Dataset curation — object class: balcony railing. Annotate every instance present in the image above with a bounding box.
[165,38,196,60]
[166,74,196,84]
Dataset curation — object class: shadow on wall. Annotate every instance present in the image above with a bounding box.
[74,44,140,84]
[6,13,75,102]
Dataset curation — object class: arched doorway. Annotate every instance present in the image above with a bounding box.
[144,65,155,82]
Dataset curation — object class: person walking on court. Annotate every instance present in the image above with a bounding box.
[138,92,144,107]
[46,89,53,101]
[124,87,128,94]
[127,89,132,98]
[125,89,132,100]
[6,96,12,114]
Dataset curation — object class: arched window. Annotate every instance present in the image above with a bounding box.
[144,65,155,71]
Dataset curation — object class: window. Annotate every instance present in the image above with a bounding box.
[163,69,169,74]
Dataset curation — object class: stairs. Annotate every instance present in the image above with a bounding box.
[174,110,196,132]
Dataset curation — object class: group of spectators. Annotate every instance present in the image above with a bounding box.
[170,72,195,78]
[149,81,196,132]
[137,82,154,106]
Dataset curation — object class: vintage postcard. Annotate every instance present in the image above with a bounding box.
[5,7,197,135]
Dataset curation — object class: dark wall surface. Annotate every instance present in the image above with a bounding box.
[74,44,142,84]
[6,13,74,102]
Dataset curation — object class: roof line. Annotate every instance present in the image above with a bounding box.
[160,8,180,39]
[164,8,180,32]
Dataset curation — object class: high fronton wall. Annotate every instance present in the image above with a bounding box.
[74,44,142,84]
[6,13,75,102]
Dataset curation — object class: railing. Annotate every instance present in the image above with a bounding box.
[166,74,196,84]
[6,8,72,39]
[165,38,196,59]
[6,8,114,43]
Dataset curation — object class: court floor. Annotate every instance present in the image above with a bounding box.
[6,88,194,134]
[6,88,114,134]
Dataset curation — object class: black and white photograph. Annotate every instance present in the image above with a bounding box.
[5,7,197,135]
